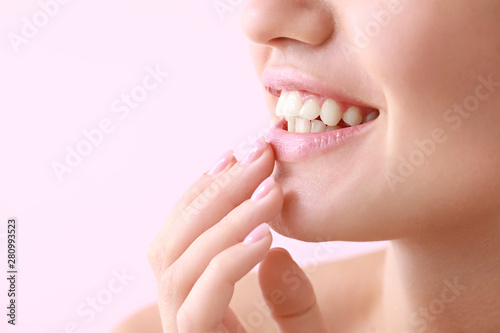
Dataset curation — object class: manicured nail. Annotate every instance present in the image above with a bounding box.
[250,177,274,201]
[243,223,270,245]
[208,150,233,175]
[241,137,267,165]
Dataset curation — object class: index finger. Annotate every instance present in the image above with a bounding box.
[169,150,237,225]
[148,139,275,278]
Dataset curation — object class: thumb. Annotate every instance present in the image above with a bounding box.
[258,248,330,333]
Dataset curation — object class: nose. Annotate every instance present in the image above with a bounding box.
[241,0,334,46]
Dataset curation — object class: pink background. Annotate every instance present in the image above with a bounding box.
[0,1,386,332]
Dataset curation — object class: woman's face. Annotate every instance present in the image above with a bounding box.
[242,0,500,242]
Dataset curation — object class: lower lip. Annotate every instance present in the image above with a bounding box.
[266,117,375,161]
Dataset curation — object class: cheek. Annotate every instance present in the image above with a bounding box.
[363,0,500,117]
[360,2,500,226]
[353,1,500,173]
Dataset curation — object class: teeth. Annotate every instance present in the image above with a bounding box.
[283,91,302,117]
[342,106,363,126]
[362,111,379,124]
[275,90,378,133]
[311,120,326,133]
[286,116,296,132]
[326,125,342,131]
[276,91,287,116]
[295,117,311,133]
[299,99,321,120]
[320,99,342,126]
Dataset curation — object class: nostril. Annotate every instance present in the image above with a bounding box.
[241,0,335,46]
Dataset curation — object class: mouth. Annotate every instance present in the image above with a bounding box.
[265,88,380,161]
[273,89,379,133]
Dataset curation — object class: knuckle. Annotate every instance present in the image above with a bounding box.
[205,181,225,201]
[183,186,204,205]
[182,175,214,203]
[147,241,171,276]
[189,168,243,214]
[226,182,243,209]
[147,242,161,267]
[210,217,228,235]
[181,175,215,208]
[212,180,241,211]
[180,204,199,221]
[208,253,238,287]
[208,254,226,277]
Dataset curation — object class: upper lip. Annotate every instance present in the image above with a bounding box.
[262,67,379,110]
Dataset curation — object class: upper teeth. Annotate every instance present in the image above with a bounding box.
[343,106,363,126]
[281,91,302,117]
[320,99,342,126]
[276,90,379,133]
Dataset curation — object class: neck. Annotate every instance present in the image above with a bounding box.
[381,219,500,333]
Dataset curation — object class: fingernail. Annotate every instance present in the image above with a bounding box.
[250,177,274,201]
[243,223,270,245]
[208,150,233,175]
[241,137,267,165]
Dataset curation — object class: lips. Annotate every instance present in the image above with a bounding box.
[262,68,378,110]
[266,116,377,161]
[263,68,380,161]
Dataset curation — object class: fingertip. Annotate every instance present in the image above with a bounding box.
[243,223,271,245]
[207,149,234,175]
[271,180,284,204]
[250,177,276,201]
[269,247,293,260]
[263,138,276,162]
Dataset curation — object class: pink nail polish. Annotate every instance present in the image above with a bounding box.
[243,223,270,245]
[250,177,274,201]
[208,150,233,175]
[241,137,267,165]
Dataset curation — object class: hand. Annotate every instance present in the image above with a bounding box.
[259,248,331,333]
[147,138,330,332]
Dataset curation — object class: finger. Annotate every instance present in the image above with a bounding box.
[222,308,245,333]
[148,151,237,277]
[158,179,282,329]
[176,224,272,333]
[169,150,238,223]
[258,248,331,333]
[149,138,275,277]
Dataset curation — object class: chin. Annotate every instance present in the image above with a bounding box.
[268,159,413,243]
[268,161,360,243]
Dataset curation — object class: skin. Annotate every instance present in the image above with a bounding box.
[114,0,500,332]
